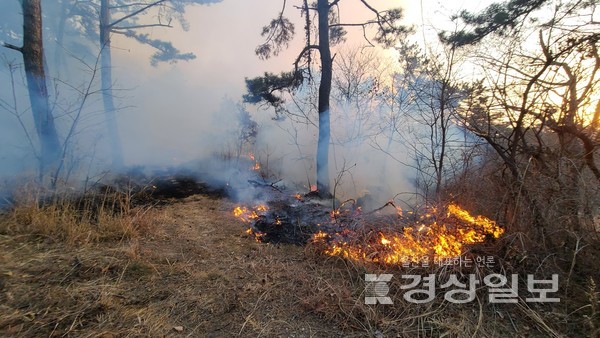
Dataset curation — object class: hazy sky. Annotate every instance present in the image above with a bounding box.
[0,0,495,189]
[110,0,493,164]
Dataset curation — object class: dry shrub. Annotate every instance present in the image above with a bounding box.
[436,153,600,337]
[0,184,161,245]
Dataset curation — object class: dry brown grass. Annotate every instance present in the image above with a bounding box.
[0,193,346,337]
[301,225,600,338]
[0,187,160,245]
[299,248,513,337]
[1,186,597,337]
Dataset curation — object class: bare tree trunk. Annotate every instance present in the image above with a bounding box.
[316,0,332,196]
[434,78,448,198]
[100,0,124,169]
[22,0,61,176]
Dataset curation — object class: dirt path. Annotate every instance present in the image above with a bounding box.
[0,195,352,337]
[139,195,343,337]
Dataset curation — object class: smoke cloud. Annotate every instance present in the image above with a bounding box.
[0,0,493,206]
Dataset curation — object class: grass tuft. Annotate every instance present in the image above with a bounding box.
[0,186,161,245]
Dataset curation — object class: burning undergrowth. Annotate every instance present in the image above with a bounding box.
[233,195,331,244]
[311,203,504,265]
[234,188,505,266]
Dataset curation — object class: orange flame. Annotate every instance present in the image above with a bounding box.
[312,203,504,265]
[233,204,269,223]
[245,152,261,171]
[245,228,265,242]
[255,205,268,212]
[395,206,403,216]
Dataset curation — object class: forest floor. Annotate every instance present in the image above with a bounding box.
[0,190,595,337]
[0,194,356,337]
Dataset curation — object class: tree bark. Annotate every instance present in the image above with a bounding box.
[21,0,61,175]
[316,0,332,195]
[434,78,449,198]
[100,0,124,169]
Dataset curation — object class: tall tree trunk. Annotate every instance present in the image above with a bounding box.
[316,0,332,195]
[100,0,124,169]
[22,0,61,176]
[434,79,448,199]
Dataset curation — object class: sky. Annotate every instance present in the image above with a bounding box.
[109,0,493,165]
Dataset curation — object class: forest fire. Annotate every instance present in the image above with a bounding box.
[245,228,265,242]
[247,152,261,171]
[233,194,504,266]
[233,204,269,223]
[311,203,504,265]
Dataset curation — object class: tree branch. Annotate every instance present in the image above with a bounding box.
[110,2,157,9]
[293,4,316,11]
[358,0,380,17]
[293,44,319,70]
[112,23,173,30]
[109,0,168,28]
[1,41,23,53]
[329,21,377,28]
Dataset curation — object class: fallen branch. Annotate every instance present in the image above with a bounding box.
[365,200,397,215]
[338,199,356,209]
[247,179,283,192]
